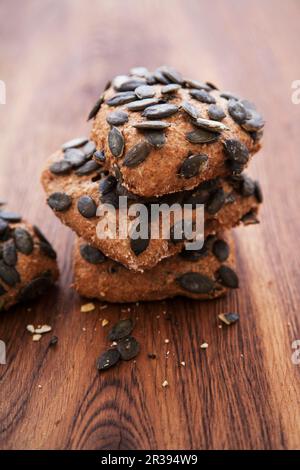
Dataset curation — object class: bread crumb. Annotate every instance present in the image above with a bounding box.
[102,319,109,327]
[32,334,42,342]
[81,303,95,313]
[200,342,208,349]
[162,380,169,388]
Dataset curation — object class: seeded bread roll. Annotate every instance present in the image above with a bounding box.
[73,233,237,302]
[0,210,59,311]
[89,66,264,197]
[41,145,262,271]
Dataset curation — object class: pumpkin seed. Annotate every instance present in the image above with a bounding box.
[108,126,124,158]
[144,130,166,148]
[39,241,57,259]
[160,66,183,85]
[130,233,150,256]
[177,272,215,294]
[130,66,149,77]
[207,104,226,121]
[161,83,181,94]
[77,196,97,218]
[190,89,216,104]
[106,110,129,126]
[185,128,219,144]
[241,175,255,196]
[117,336,140,360]
[93,150,106,164]
[80,243,106,264]
[132,120,170,130]
[0,219,8,235]
[154,68,170,84]
[212,239,229,261]
[82,140,96,157]
[0,211,22,222]
[87,95,104,121]
[100,191,119,209]
[108,318,134,341]
[0,260,20,286]
[242,113,265,131]
[99,175,117,195]
[195,117,229,132]
[14,228,33,255]
[135,85,156,99]
[96,349,120,371]
[127,98,159,111]
[223,139,249,164]
[75,160,99,176]
[123,142,151,168]
[181,101,200,120]
[184,78,211,91]
[254,181,263,203]
[50,160,72,175]
[142,103,178,119]
[62,137,88,151]
[241,210,259,225]
[106,91,137,106]
[220,91,239,101]
[47,192,72,212]
[64,148,86,167]
[206,188,225,214]
[217,266,239,288]
[118,79,146,91]
[2,239,17,266]
[180,154,208,178]
[228,99,247,124]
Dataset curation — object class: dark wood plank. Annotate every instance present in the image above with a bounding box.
[0,0,300,450]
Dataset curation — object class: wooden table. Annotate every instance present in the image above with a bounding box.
[0,0,299,450]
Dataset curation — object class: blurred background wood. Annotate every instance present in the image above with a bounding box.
[0,0,299,450]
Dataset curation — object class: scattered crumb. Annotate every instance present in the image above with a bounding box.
[26,324,35,334]
[111,341,117,347]
[180,361,186,367]
[32,334,42,342]
[102,319,109,327]
[162,380,169,388]
[82,327,86,332]
[164,338,170,344]
[240,354,244,358]
[81,303,95,313]
[100,304,108,310]
[166,350,170,356]
[38,384,42,389]
[200,342,208,349]
[218,325,223,329]
[35,325,52,334]
[156,315,160,319]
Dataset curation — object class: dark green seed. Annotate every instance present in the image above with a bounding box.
[207,104,226,121]
[106,91,137,106]
[64,148,86,167]
[206,188,225,214]
[241,210,259,225]
[184,78,211,91]
[77,196,97,218]
[18,275,53,301]
[0,260,20,286]
[241,175,255,196]
[130,66,149,77]
[0,211,22,223]
[181,101,200,120]
[33,225,51,244]
[94,150,106,164]
[62,137,88,151]
[213,239,229,261]
[220,91,239,101]
[117,336,140,361]
[47,192,72,212]
[100,191,119,209]
[228,99,247,124]
[130,234,150,256]
[227,160,245,175]
[190,89,216,104]
[108,318,134,341]
[144,130,166,148]
[195,117,229,132]
[142,103,178,119]
[40,241,57,259]
[180,154,208,178]
[254,181,263,203]
[106,111,129,126]
[127,98,159,111]
[99,175,117,195]
[108,126,124,158]
[160,66,183,85]
[242,113,265,132]
[135,85,155,99]
[118,79,146,91]
[0,219,8,235]
[123,142,151,168]
[185,128,219,144]
[219,312,240,325]
[161,83,181,94]
[87,96,104,121]
[177,272,215,294]
[82,140,96,157]
[14,228,34,255]
[206,81,219,90]
[180,245,209,261]
[154,69,170,85]
[3,239,17,266]
[75,160,99,176]
[80,243,106,264]
[223,139,249,164]
[50,160,72,175]
[217,266,239,288]
[132,120,170,130]
[96,349,120,371]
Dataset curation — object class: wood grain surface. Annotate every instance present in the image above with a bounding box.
[0,0,300,450]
